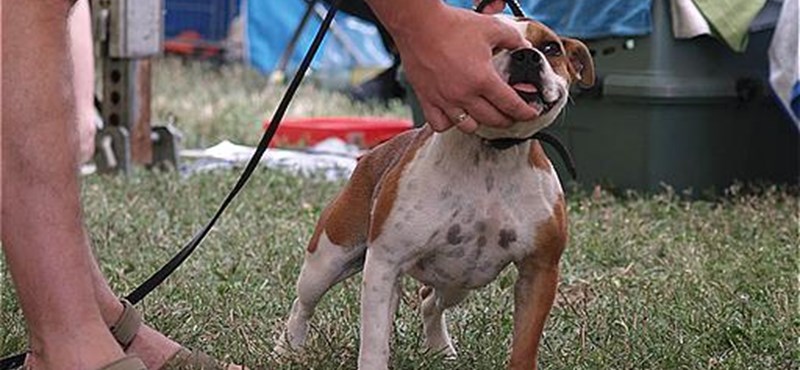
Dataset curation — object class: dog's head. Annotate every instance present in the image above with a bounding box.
[475,16,595,140]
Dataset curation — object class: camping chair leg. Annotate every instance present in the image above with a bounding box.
[271,0,317,84]
[311,3,367,66]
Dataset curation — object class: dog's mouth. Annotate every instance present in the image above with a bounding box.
[511,82,557,114]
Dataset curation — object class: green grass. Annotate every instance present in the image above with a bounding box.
[2,59,798,369]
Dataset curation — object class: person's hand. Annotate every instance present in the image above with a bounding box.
[391,4,538,133]
[474,0,507,15]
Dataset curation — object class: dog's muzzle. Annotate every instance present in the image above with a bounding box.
[507,49,553,110]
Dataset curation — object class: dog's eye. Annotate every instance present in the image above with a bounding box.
[541,42,562,57]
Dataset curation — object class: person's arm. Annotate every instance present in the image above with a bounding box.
[364,0,537,132]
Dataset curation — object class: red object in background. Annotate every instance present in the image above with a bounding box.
[164,30,223,58]
[265,117,414,148]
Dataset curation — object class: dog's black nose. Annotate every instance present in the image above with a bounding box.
[508,49,544,104]
[508,49,543,85]
[510,49,542,68]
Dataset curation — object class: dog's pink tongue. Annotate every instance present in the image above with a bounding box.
[512,83,543,114]
[512,83,538,93]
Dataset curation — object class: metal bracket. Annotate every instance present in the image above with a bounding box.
[92,0,175,175]
[150,125,180,171]
[95,126,132,175]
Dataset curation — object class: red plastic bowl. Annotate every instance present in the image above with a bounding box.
[265,116,413,148]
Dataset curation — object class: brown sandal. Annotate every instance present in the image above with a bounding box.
[110,299,234,370]
[23,355,145,370]
[110,299,142,350]
[98,356,147,370]
[160,348,226,370]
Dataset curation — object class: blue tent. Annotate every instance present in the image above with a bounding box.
[244,0,393,74]
[243,0,653,75]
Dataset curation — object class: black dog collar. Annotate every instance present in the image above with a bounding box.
[484,132,577,180]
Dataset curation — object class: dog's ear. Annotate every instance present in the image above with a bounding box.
[561,38,595,88]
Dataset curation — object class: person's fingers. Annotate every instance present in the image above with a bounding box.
[482,73,539,122]
[485,16,530,51]
[465,97,513,128]
[444,107,479,133]
[399,5,542,133]
[456,117,479,133]
[422,101,454,132]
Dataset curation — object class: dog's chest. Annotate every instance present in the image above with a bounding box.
[371,135,561,289]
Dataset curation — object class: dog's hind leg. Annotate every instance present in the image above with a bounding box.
[419,285,469,358]
[279,232,366,352]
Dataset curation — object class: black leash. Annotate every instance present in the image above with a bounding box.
[125,0,341,308]
[1,1,573,368]
[0,352,23,369]
[127,0,341,305]
[0,1,342,369]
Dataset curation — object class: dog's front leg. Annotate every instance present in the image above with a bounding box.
[509,256,559,370]
[358,249,401,370]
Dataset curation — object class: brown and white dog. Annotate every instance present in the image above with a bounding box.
[278,16,594,370]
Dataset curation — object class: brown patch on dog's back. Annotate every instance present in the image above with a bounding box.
[307,129,425,253]
[306,206,332,253]
[528,140,552,172]
[368,127,433,242]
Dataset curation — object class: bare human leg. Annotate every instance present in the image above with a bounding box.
[1,0,126,369]
[89,255,183,369]
[57,2,240,368]
[67,0,97,164]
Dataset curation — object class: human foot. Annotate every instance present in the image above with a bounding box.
[24,322,136,370]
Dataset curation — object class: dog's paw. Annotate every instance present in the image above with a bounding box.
[273,322,308,358]
[273,332,305,359]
